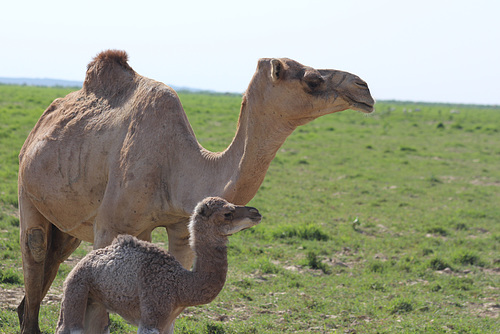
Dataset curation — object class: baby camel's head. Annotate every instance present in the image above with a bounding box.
[189,197,262,247]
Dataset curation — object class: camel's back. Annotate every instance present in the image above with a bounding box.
[19,50,186,165]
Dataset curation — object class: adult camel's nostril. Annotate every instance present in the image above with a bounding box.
[247,208,262,221]
[355,80,368,89]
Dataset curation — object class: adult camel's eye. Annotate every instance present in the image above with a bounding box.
[306,76,324,90]
[307,80,320,89]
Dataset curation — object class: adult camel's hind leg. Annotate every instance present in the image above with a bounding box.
[18,195,81,334]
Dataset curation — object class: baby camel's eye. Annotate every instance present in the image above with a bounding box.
[224,212,233,220]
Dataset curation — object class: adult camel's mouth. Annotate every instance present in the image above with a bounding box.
[351,101,375,114]
[344,94,375,114]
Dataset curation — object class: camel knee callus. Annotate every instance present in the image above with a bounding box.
[26,228,47,263]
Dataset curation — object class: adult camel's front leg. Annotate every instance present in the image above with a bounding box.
[166,218,195,269]
[18,195,81,334]
[88,199,144,333]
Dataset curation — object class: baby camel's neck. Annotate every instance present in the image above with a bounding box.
[180,242,228,306]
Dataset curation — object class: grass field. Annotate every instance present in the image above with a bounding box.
[0,85,499,333]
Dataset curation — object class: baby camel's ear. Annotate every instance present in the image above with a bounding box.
[195,202,211,218]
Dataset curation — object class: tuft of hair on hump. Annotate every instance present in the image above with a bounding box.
[84,49,135,93]
[87,49,132,71]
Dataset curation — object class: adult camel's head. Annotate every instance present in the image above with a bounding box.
[246,58,375,127]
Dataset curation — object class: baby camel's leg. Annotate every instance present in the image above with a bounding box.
[137,323,160,334]
[138,297,180,334]
[161,322,175,334]
[84,300,110,334]
[161,307,185,334]
[55,270,89,334]
[137,307,165,334]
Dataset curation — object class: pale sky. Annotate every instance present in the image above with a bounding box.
[2,0,499,105]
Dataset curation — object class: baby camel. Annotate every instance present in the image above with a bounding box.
[55,197,261,334]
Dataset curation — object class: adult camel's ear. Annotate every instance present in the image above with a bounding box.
[270,59,283,82]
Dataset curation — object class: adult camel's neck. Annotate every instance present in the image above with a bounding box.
[219,89,296,205]
[168,78,296,213]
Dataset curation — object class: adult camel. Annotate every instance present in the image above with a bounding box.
[18,50,374,333]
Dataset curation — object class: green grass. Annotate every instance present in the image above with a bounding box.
[1,85,499,333]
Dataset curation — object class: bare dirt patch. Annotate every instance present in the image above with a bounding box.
[470,177,500,187]
[0,286,62,310]
[468,300,500,318]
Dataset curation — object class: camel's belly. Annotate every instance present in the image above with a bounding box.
[26,190,98,241]
[61,220,95,242]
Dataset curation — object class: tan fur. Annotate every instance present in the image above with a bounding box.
[17,50,374,333]
[55,197,261,334]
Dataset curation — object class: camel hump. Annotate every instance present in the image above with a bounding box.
[83,49,136,95]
